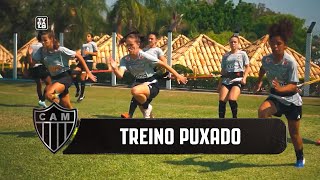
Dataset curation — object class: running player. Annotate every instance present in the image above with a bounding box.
[254,19,305,168]
[32,30,97,109]
[25,31,51,108]
[218,35,250,118]
[121,32,168,118]
[110,33,187,118]
[74,33,98,102]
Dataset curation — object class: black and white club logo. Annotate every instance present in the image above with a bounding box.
[33,102,77,153]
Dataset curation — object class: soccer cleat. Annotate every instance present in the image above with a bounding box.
[77,96,85,102]
[295,158,305,168]
[121,113,131,118]
[38,100,47,108]
[142,104,153,118]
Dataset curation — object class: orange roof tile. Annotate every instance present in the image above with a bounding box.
[0,44,13,68]
[95,34,127,69]
[171,34,229,75]
[161,34,190,54]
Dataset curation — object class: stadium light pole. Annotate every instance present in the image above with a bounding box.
[13,33,18,80]
[304,22,316,96]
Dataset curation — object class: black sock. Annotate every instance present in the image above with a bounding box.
[40,89,46,101]
[142,98,152,109]
[80,81,85,97]
[295,148,304,161]
[219,100,226,118]
[128,97,138,117]
[74,80,80,92]
[229,100,238,118]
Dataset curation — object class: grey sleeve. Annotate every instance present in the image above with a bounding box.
[288,61,299,83]
[60,47,76,58]
[221,55,227,70]
[119,57,127,70]
[157,48,164,57]
[242,51,249,65]
[91,42,98,52]
[32,48,42,62]
[140,51,160,65]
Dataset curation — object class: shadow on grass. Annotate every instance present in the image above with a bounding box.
[0,103,36,108]
[165,156,292,172]
[288,137,316,145]
[92,115,120,119]
[0,131,37,138]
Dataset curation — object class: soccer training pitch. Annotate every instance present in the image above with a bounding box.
[0,81,319,179]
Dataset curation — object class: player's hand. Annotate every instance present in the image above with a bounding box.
[176,74,188,84]
[87,72,97,82]
[272,78,280,91]
[109,57,117,70]
[240,77,247,85]
[84,50,90,55]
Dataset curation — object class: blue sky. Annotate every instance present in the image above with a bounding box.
[106,0,320,34]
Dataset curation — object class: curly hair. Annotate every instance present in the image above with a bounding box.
[268,18,293,44]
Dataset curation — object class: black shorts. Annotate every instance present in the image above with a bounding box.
[222,82,242,90]
[77,61,93,71]
[30,65,50,80]
[134,77,160,99]
[266,96,302,120]
[51,71,73,98]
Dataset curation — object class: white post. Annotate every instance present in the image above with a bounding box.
[59,33,64,47]
[166,31,172,89]
[111,32,117,86]
[13,33,18,80]
[304,22,316,96]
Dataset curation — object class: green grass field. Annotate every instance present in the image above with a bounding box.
[0,81,319,179]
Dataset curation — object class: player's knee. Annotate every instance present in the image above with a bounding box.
[258,108,267,118]
[131,87,140,96]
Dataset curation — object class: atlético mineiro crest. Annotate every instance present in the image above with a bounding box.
[33,102,78,153]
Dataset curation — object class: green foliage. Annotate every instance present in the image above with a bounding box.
[172,64,193,74]
[206,31,234,45]
[95,63,108,70]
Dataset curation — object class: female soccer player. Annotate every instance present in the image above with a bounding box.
[218,35,250,118]
[110,33,187,118]
[121,32,169,118]
[33,31,97,109]
[73,33,98,102]
[254,19,305,168]
[26,31,51,108]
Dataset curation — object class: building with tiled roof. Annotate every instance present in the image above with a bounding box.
[224,35,252,50]
[156,36,168,47]
[161,34,190,53]
[17,37,38,68]
[0,44,13,70]
[95,34,127,69]
[171,34,229,75]
[245,34,320,79]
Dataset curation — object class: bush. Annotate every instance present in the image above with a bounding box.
[172,64,193,74]
[96,63,108,70]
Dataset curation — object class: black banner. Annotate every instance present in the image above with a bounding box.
[63,118,287,154]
